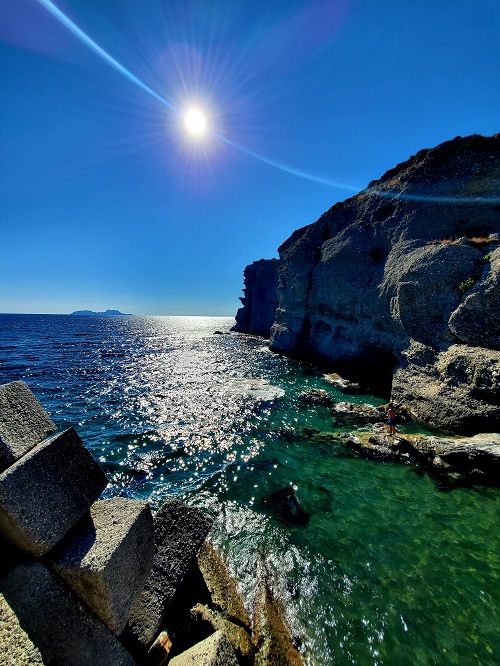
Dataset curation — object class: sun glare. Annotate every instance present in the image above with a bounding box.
[184,108,207,137]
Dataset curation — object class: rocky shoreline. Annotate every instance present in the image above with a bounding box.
[0,381,302,665]
[233,133,500,436]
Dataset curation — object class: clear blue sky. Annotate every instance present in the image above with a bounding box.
[1,0,499,315]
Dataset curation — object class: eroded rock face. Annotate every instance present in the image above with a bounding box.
[233,259,280,337]
[237,134,500,433]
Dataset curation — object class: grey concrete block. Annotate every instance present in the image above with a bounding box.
[0,427,108,556]
[123,499,213,655]
[49,498,154,635]
[0,593,44,664]
[169,631,238,666]
[0,562,136,665]
[0,381,56,473]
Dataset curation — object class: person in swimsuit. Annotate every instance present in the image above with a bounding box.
[387,402,397,436]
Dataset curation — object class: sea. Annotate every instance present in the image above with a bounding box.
[0,313,498,666]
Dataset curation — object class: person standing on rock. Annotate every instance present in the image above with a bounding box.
[387,403,397,436]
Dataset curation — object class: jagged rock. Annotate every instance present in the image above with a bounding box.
[448,246,500,349]
[237,134,500,434]
[268,487,310,527]
[392,343,500,434]
[169,631,238,666]
[123,499,213,657]
[253,557,303,666]
[0,593,44,664]
[48,498,154,635]
[233,259,280,337]
[0,427,108,556]
[298,389,333,405]
[0,562,135,665]
[0,381,56,472]
[197,542,251,631]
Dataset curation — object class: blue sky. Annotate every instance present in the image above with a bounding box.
[1,0,499,315]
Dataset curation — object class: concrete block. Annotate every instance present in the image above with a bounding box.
[169,631,238,666]
[0,562,136,665]
[0,593,44,664]
[0,381,55,472]
[0,427,108,555]
[49,498,154,635]
[123,499,213,655]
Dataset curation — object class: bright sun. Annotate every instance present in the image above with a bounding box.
[184,108,207,137]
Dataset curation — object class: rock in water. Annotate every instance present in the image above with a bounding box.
[235,134,500,434]
[268,487,310,527]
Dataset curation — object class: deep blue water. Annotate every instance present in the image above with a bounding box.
[1,314,499,665]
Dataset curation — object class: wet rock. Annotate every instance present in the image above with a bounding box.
[48,498,154,635]
[298,389,333,405]
[343,431,500,483]
[331,401,384,425]
[0,427,108,556]
[0,381,56,473]
[253,557,304,666]
[324,373,362,393]
[147,631,172,666]
[0,562,135,665]
[268,487,310,527]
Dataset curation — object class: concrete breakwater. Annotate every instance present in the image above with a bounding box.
[0,381,303,665]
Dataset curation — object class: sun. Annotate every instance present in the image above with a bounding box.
[184,108,207,137]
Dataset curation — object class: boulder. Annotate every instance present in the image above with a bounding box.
[233,259,280,337]
[123,499,213,656]
[48,498,154,635]
[168,631,238,666]
[0,593,44,664]
[0,427,108,555]
[0,562,135,665]
[0,381,56,472]
[324,373,361,393]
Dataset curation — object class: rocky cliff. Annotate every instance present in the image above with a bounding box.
[232,259,280,337]
[236,134,500,434]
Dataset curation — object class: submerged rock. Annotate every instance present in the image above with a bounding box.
[298,389,333,406]
[225,378,285,403]
[267,487,310,527]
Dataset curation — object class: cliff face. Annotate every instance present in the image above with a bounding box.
[232,259,280,337]
[238,134,500,434]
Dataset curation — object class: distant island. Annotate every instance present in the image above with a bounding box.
[70,309,133,316]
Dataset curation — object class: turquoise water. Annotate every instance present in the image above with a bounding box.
[1,314,498,665]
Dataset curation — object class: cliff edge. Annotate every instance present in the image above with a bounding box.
[235,134,500,434]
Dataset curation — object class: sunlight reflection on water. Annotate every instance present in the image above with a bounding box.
[1,314,499,666]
